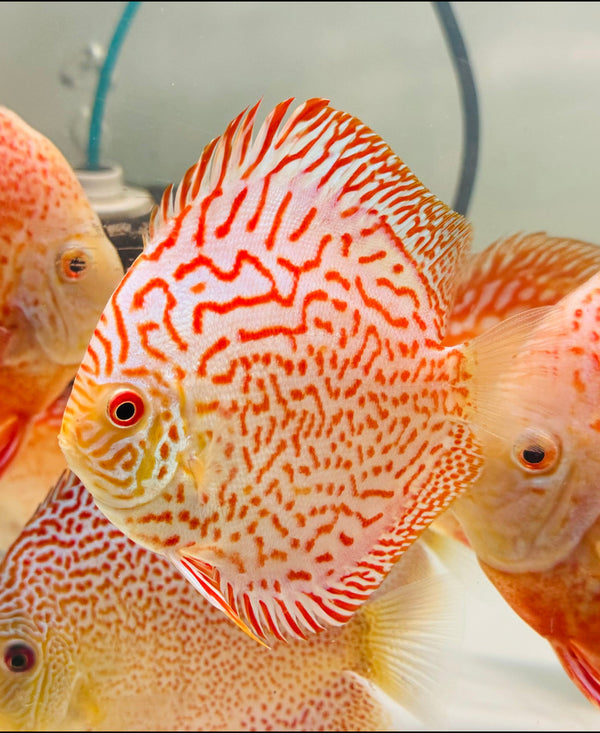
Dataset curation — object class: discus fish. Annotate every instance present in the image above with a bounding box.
[0,106,124,476]
[0,469,461,732]
[435,231,600,707]
[59,97,522,643]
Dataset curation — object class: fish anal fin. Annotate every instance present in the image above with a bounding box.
[169,549,270,648]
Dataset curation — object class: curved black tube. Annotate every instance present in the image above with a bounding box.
[432,1,480,217]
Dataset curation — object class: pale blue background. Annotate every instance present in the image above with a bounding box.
[1,2,599,250]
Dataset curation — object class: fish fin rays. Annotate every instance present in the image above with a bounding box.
[169,550,270,647]
[464,304,558,439]
[146,97,314,247]
[172,548,352,643]
[553,641,600,707]
[0,414,27,479]
[172,544,389,644]
[448,231,600,344]
[421,523,502,606]
[351,550,464,725]
[143,97,471,338]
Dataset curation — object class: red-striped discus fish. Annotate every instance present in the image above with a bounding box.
[59,97,485,643]
[444,231,600,570]
[0,470,461,731]
[0,106,124,476]
[435,231,600,707]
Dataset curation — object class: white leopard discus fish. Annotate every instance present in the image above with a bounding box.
[0,470,462,731]
[59,97,515,643]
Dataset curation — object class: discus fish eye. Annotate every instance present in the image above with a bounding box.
[512,428,561,473]
[107,389,146,428]
[3,643,35,673]
[57,247,89,281]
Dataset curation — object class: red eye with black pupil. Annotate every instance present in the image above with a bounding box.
[4,643,35,673]
[107,390,145,427]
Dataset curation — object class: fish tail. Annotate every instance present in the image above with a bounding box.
[348,545,464,726]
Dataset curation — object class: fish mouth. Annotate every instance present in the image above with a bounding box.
[553,640,600,707]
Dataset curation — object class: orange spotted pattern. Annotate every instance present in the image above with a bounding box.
[0,470,440,731]
[60,98,481,641]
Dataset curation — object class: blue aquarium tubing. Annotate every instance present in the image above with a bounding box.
[87,1,142,170]
[432,1,480,217]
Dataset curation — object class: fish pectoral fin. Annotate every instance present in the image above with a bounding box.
[465,305,555,439]
[0,414,27,478]
[168,549,271,648]
[185,453,205,486]
[553,640,600,707]
[421,523,502,605]
[352,563,464,726]
[32,384,72,430]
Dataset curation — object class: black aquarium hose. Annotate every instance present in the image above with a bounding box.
[431,1,480,217]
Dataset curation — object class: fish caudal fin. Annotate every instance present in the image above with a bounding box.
[352,547,464,725]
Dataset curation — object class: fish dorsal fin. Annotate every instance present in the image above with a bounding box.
[2,470,92,569]
[448,231,600,344]
[29,469,86,523]
[146,97,471,338]
[0,106,97,243]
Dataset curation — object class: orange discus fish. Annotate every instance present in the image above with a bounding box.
[59,97,514,643]
[0,469,461,732]
[435,231,600,707]
[0,106,124,476]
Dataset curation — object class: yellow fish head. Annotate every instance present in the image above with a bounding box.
[0,623,102,731]
[58,366,198,549]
